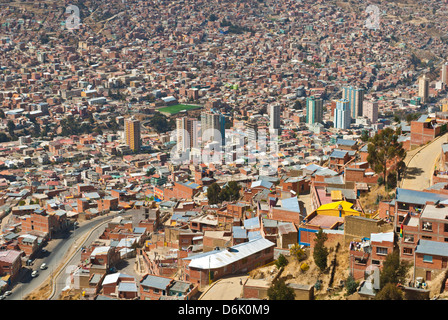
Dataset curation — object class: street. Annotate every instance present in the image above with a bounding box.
[4,211,125,300]
[401,132,448,191]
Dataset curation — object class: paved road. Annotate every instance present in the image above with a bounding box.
[200,275,248,300]
[5,212,123,300]
[401,133,448,191]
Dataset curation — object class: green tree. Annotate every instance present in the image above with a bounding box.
[275,253,288,269]
[267,279,295,300]
[375,283,404,300]
[7,120,15,135]
[219,181,241,202]
[207,182,221,205]
[0,132,10,142]
[379,250,410,288]
[360,130,369,142]
[367,127,406,190]
[149,112,172,133]
[208,13,218,21]
[345,275,359,295]
[313,229,329,272]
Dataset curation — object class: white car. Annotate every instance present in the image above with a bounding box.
[4,291,12,296]
[40,263,47,270]
[31,270,39,278]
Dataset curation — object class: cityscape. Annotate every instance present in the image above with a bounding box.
[1,0,448,304]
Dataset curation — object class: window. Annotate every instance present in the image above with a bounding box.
[404,234,414,243]
[376,247,388,255]
[372,260,380,265]
[354,257,367,265]
[153,288,160,294]
[445,224,448,233]
[143,286,149,292]
[403,247,413,255]
[422,235,432,240]
[423,255,433,263]
[422,221,432,231]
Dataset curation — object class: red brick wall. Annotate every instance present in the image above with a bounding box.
[378,201,394,220]
[416,253,446,271]
[271,208,301,224]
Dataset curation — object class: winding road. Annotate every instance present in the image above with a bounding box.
[400,132,448,191]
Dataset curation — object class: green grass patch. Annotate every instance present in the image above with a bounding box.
[158,104,201,114]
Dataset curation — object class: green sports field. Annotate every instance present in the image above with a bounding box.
[158,104,201,114]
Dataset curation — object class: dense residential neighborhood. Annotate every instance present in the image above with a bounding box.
[1,0,448,302]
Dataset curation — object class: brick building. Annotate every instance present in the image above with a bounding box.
[181,237,275,288]
[0,250,22,281]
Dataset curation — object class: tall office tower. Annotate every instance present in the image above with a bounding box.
[342,86,364,119]
[441,62,448,85]
[176,117,198,153]
[306,96,323,125]
[418,74,429,103]
[125,117,141,152]
[246,121,258,145]
[334,99,351,129]
[363,100,379,124]
[200,111,225,146]
[269,104,281,134]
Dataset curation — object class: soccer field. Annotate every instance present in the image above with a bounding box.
[158,104,201,114]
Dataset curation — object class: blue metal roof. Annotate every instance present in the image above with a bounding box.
[415,240,448,257]
[336,139,356,146]
[248,231,262,241]
[140,275,172,290]
[281,196,301,213]
[232,226,248,239]
[395,188,448,205]
[244,217,260,230]
[118,282,138,292]
[329,149,348,159]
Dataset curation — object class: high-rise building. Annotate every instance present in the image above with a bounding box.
[176,117,198,153]
[125,117,141,152]
[334,99,351,129]
[269,104,281,134]
[342,86,364,119]
[306,96,323,124]
[418,75,429,103]
[246,121,258,145]
[441,62,448,85]
[200,111,225,146]
[363,100,378,124]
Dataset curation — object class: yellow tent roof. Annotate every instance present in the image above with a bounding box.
[317,201,359,213]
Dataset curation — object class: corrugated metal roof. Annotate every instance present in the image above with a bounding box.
[243,217,260,230]
[118,282,138,292]
[415,240,448,257]
[140,275,172,290]
[396,188,448,205]
[185,237,275,269]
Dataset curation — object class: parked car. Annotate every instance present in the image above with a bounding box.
[0,295,5,300]
[40,263,47,270]
[4,291,12,296]
[31,270,39,278]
